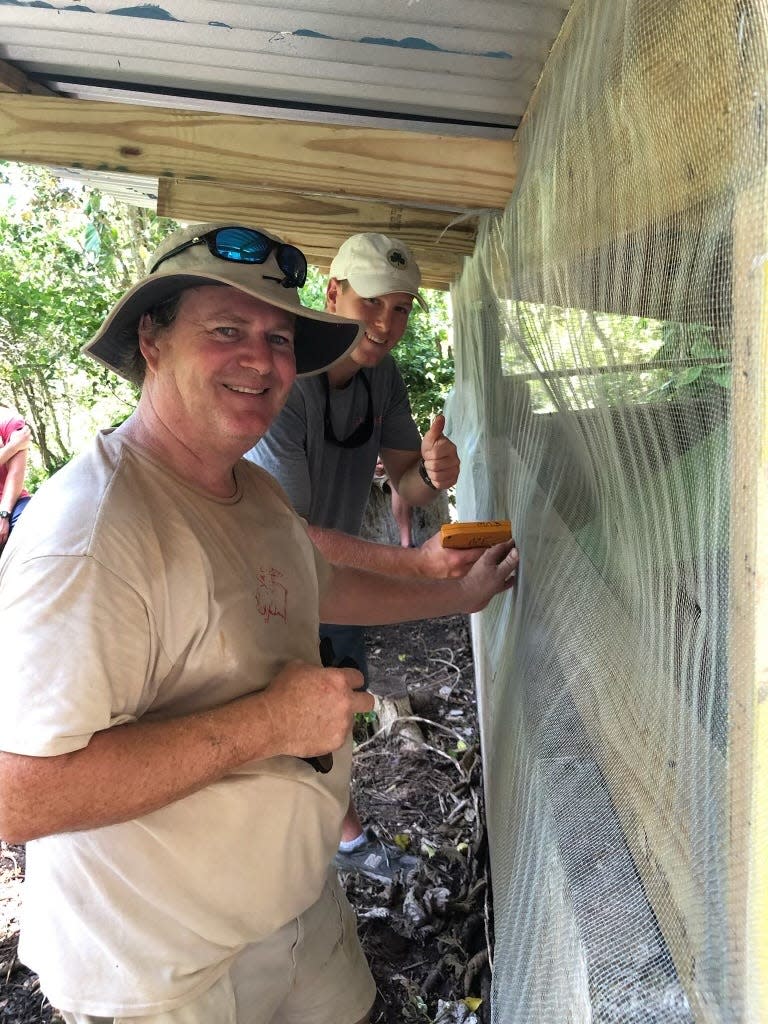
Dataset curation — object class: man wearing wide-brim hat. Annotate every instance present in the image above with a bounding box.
[0,222,518,1024]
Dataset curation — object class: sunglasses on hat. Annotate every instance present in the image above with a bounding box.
[149,226,308,289]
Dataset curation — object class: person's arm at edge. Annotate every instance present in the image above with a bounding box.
[0,425,31,468]
[0,660,371,845]
[0,449,28,545]
[0,448,28,515]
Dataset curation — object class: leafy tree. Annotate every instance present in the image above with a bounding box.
[0,163,177,486]
[503,301,731,414]
[395,291,454,433]
[1,166,455,486]
[298,263,328,311]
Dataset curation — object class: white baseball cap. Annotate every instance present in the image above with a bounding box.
[329,233,429,312]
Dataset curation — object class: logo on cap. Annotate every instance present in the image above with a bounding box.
[387,249,408,269]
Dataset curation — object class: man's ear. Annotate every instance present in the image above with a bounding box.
[326,277,341,312]
[137,313,161,370]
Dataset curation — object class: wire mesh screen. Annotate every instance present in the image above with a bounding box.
[446,1,768,1021]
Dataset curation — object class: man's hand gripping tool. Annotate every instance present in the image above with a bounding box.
[301,637,360,775]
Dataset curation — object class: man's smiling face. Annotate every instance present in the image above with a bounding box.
[138,284,297,460]
[326,279,414,370]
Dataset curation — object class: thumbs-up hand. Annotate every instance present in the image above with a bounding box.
[419,414,460,491]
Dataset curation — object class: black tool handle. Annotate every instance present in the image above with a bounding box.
[301,639,360,774]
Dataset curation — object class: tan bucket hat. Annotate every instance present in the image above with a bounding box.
[84,222,363,380]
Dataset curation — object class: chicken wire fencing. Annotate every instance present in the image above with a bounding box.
[446,0,767,1022]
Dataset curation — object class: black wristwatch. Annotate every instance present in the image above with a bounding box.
[0,510,10,520]
[418,458,437,490]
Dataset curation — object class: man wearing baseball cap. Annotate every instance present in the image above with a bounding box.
[248,233,482,882]
[0,222,519,1024]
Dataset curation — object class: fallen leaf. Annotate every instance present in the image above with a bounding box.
[393,832,412,852]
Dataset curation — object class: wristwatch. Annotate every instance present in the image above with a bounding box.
[418,458,437,490]
[0,510,10,520]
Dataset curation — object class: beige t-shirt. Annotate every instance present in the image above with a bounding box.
[0,429,349,1016]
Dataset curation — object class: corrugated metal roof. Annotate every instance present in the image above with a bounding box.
[0,0,570,134]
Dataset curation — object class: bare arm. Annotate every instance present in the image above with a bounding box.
[0,449,29,548]
[319,539,518,626]
[307,524,484,579]
[381,448,437,507]
[1,449,28,513]
[0,425,31,468]
[0,660,372,844]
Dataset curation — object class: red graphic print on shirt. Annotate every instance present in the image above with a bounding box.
[254,568,288,624]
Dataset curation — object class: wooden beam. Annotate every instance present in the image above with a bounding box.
[510,201,731,325]
[157,177,476,254]
[0,93,517,211]
[728,180,768,1022]
[0,59,54,96]
[157,177,475,289]
[513,0,747,276]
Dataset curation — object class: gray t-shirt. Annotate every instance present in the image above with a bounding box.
[248,355,421,536]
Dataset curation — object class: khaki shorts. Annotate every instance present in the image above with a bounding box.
[60,874,375,1024]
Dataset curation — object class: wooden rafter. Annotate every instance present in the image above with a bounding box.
[0,93,518,209]
[157,178,477,288]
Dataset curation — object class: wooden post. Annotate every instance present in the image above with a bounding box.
[729,177,768,1023]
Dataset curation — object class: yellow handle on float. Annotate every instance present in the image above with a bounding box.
[440,520,512,549]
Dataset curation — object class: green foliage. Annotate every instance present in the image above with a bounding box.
[648,322,731,396]
[300,265,455,433]
[395,291,455,433]
[0,171,456,485]
[298,263,328,312]
[0,162,178,483]
[504,302,731,414]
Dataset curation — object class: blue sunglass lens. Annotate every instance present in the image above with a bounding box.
[207,228,306,286]
[214,228,272,263]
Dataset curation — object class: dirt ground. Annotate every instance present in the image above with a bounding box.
[0,614,491,1024]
